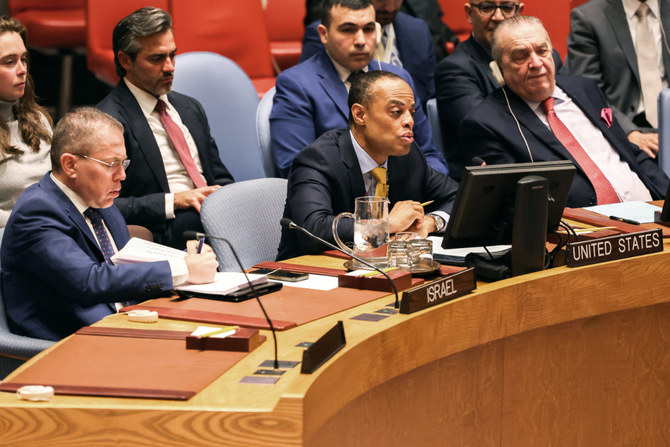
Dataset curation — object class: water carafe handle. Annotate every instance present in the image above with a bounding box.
[332,212,355,256]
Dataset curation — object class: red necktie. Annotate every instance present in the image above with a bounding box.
[84,208,115,263]
[155,99,207,188]
[541,97,620,204]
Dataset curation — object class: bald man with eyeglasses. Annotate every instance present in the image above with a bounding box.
[1,108,218,341]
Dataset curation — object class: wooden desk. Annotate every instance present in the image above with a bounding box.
[1,251,669,446]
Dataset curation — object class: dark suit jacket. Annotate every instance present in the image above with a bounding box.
[270,50,447,178]
[435,35,565,177]
[96,81,234,238]
[459,75,669,208]
[1,174,173,341]
[299,12,437,103]
[568,0,670,134]
[276,128,458,260]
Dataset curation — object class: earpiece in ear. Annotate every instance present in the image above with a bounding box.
[489,61,506,87]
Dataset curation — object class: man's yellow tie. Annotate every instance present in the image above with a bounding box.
[371,166,388,197]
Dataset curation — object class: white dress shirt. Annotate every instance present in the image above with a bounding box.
[350,131,449,230]
[124,78,205,219]
[328,54,369,92]
[50,173,189,289]
[528,86,652,202]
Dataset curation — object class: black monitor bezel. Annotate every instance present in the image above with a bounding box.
[442,160,576,249]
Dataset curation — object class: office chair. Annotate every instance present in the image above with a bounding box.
[0,228,54,379]
[256,86,278,178]
[173,51,266,182]
[85,0,169,86]
[170,0,276,97]
[200,178,288,271]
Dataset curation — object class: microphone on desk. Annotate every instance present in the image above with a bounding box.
[279,218,400,309]
[182,230,279,370]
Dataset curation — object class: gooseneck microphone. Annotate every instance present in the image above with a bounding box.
[279,218,400,309]
[182,230,279,370]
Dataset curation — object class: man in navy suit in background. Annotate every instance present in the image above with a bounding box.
[434,0,564,177]
[1,108,218,341]
[271,0,447,178]
[459,16,668,208]
[300,0,437,104]
[97,7,233,248]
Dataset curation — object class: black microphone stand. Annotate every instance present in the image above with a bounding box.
[183,231,279,370]
[280,219,400,309]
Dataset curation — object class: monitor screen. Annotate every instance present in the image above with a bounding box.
[442,160,576,249]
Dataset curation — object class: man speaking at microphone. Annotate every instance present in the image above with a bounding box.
[1,108,218,341]
[277,71,458,260]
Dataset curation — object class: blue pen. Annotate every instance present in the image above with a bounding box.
[197,237,205,253]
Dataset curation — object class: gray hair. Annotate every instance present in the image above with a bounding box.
[113,7,172,77]
[491,15,550,67]
[51,107,123,172]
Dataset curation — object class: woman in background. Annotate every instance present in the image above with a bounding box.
[0,16,52,227]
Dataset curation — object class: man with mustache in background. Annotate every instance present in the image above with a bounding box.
[97,7,234,249]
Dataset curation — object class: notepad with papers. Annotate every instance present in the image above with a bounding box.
[176,272,269,296]
[110,237,186,264]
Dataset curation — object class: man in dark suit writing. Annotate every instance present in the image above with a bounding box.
[459,16,668,207]
[1,108,218,341]
[97,7,234,248]
[277,71,458,260]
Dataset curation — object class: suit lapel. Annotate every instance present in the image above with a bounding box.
[392,15,408,65]
[315,52,350,119]
[556,77,634,165]
[339,130,366,197]
[463,36,498,88]
[605,0,640,82]
[168,93,212,183]
[114,82,170,191]
[41,175,100,254]
[503,88,576,163]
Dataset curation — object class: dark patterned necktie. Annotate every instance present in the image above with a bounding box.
[84,208,115,263]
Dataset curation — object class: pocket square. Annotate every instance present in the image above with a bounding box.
[600,108,613,128]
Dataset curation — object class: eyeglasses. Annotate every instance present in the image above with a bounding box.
[470,2,519,17]
[79,154,131,171]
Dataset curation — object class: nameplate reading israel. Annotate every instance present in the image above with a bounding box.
[400,268,475,314]
[566,229,663,267]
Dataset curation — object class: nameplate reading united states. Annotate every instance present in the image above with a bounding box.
[400,268,475,314]
[565,229,663,267]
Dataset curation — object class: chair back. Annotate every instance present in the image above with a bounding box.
[0,228,55,379]
[85,0,169,85]
[426,98,445,155]
[263,0,306,71]
[200,178,288,271]
[659,89,670,177]
[171,0,274,79]
[256,86,277,177]
[173,51,265,181]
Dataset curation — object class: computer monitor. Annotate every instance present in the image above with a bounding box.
[442,160,576,276]
[655,182,670,223]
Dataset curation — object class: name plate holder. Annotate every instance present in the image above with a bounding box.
[566,229,663,267]
[301,321,346,374]
[400,268,476,314]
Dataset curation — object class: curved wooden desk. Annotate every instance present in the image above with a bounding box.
[1,251,669,446]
